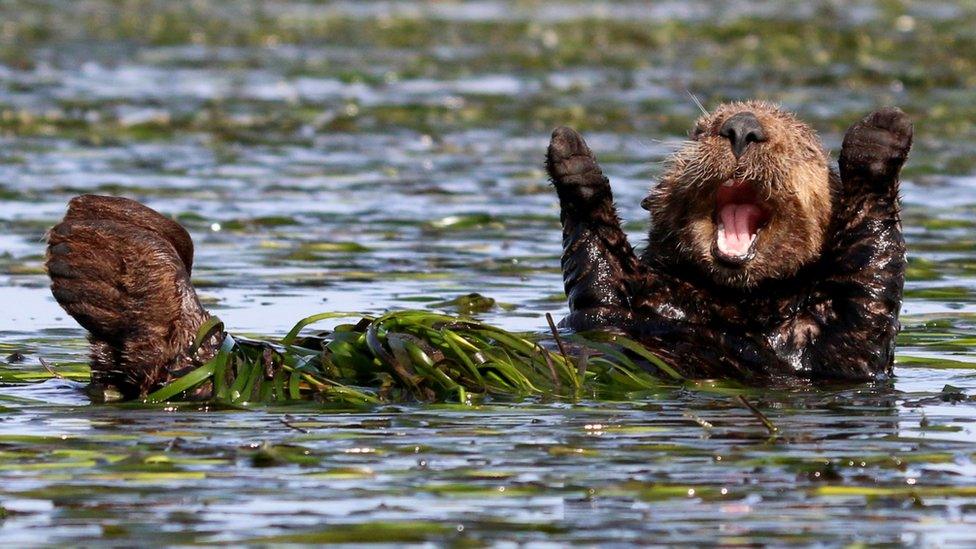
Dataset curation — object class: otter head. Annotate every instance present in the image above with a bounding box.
[644,101,832,288]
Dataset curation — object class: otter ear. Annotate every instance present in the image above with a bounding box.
[839,108,913,193]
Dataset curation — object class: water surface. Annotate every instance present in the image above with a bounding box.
[1,1,975,545]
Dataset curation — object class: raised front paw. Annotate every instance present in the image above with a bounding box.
[546,126,612,205]
[839,107,913,188]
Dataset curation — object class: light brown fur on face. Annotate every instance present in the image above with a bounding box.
[644,100,833,288]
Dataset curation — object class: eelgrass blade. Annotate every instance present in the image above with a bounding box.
[211,335,236,400]
[228,355,253,401]
[288,370,302,400]
[145,332,236,403]
[188,316,225,356]
[282,312,370,345]
[605,335,684,381]
[144,362,216,403]
[439,329,486,388]
[272,368,286,401]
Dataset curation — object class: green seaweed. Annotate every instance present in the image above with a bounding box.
[109,310,682,406]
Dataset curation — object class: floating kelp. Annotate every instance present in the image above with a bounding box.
[131,310,680,407]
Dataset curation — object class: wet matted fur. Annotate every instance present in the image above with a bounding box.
[46,195,222,397]
[547,105,912,381]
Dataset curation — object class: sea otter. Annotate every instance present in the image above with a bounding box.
[547,102,912,380]
[44,103,911,397]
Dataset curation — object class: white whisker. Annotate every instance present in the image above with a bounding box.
[687,91,709,116]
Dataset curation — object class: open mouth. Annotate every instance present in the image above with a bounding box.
[712,179,770,265]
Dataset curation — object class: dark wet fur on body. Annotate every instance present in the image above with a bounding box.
[547,105,911,380]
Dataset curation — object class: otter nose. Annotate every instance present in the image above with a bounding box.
[719,112,766,159]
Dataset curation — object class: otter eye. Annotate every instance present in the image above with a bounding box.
[690,125,706,140]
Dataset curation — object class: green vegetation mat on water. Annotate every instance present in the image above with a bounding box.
[138,311,685,407]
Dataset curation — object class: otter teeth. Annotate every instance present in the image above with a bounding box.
[716,222,757,259]
[717,223,732,257]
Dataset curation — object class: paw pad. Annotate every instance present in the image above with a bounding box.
[545,127,609,201]
[840,108,913,183]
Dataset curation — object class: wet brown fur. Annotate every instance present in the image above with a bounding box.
[46,195,222,397]
[646,101,833,287]
[548,105,912,381]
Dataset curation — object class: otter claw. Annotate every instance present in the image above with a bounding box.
[546,126,611,203]
[840,107,913,186]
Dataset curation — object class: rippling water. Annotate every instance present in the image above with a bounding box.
[1,1,975,545]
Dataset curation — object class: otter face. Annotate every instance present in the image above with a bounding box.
[644,101,832,288]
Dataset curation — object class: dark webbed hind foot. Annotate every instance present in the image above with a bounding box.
[546,126,612,209]
[840,107,913,190]
[46,195,220,397]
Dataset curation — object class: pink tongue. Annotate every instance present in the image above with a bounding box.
[718,204,762,257]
